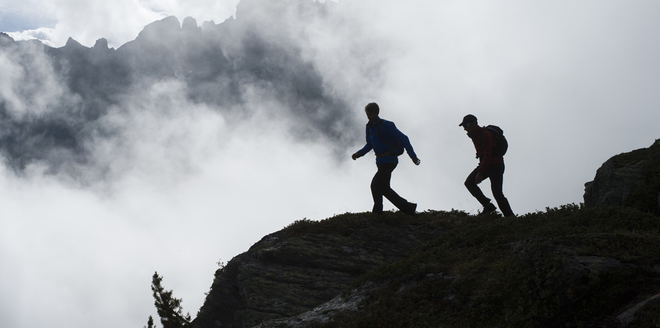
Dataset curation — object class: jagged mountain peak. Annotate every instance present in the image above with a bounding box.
[64,36,84,48]
[0,32,14,42]
[92,38,110,50]
[135,16,186,43]
[182,16,201,33]
[0,0,359,180]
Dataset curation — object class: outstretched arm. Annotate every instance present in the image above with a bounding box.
[353,125,372,161]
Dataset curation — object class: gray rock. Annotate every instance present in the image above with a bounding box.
[617,294,660,327]
[584,159,647,207]
[584,139,660,212]
[252,283,379,328]
[510,232,645,321]
[191,215,444,328]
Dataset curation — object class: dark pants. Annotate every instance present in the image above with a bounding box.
[464,162,515,216]
[371,163,413,213]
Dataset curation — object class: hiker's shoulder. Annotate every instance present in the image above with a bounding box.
[481,127,494,137]
[380,119,396,127]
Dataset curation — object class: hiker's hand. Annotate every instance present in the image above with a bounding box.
[475,173,486,184]
[351,152,361,160]
[412,157,421,166]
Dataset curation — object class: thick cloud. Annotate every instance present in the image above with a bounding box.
[0,0,373,185]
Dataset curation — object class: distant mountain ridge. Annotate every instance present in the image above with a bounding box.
[0,0,360,180]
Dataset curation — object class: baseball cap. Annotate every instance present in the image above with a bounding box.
[459,114,477,127]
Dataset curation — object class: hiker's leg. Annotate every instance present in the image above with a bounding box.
[372,163,410,212]
[489,162,515,217]
[465,167,491,206]
[379,163,413,211]
[371,163,396,213]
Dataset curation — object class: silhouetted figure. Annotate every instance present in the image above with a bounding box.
[459,114,515,217]
[352,103,420,214]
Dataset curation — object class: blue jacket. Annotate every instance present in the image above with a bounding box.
[356,117,417,165]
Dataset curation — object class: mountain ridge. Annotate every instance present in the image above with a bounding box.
[180,140,660,328]
[0,0,361,181]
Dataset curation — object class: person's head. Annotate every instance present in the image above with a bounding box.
[459,114,479,134]
[365,102,380,123]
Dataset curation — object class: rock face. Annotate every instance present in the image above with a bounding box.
[188,207,660,328]
[190,214,444,328]
[185,143,660,328]
[584,139,660,214]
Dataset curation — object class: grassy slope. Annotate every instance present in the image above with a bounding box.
[289,206,660,328]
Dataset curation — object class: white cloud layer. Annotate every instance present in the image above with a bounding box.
[1,1,660,328]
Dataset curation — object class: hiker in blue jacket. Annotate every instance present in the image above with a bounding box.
[352,102,420,214]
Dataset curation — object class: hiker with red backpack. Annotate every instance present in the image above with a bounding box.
[352,102,420,215]
[459,114,515,217]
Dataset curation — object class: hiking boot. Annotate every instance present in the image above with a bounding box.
[402,203,417,215]
[478,203,497,216]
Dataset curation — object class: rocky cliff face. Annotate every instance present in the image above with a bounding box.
[584,139,660,215]
[191,214,444,328]
[187,141,660,328]
[189,207,660,328]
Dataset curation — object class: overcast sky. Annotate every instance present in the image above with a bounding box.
[2,1,660,328]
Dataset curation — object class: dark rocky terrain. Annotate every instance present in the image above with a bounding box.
[185,140,660,328]
[585,139,660,215]
[191,214,445,328]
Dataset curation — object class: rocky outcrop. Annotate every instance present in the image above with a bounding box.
[617,293,660,327]
[187,206,660,328]
[182,143,660,328]
[584,139,660,214]
[250,281,378,328]
[190,214,444,328]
